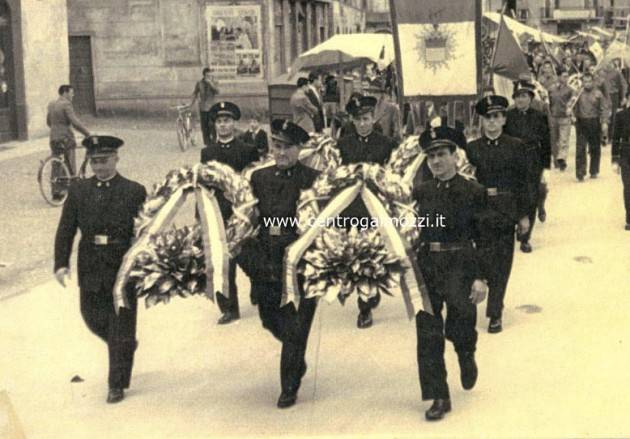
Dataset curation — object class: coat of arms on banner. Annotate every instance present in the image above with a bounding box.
[415,23,456,72]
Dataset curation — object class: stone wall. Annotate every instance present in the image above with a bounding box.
[67,0,361,115]
[21,0,70,138]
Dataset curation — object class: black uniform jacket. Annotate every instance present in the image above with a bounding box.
[414,174,489,280]
[337,131,397,221]
[464,134,531,230]
[337,131,397,166]
[240,128,269,156]
[612,107,630,162]
[201,138,259,220]
[505,107,552,172]
[305,87,325,132]
[237,162,319,281]
[54,174,147,290]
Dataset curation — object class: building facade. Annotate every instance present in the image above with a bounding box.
[483,0,628,34]
[0,0,69,142]
[365,0,390,32]
[67,0,366,116]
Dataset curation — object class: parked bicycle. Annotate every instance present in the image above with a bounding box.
[173,104,196,151]
[37,141,88,207]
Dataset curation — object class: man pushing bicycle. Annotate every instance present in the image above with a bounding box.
[46,84,91,201]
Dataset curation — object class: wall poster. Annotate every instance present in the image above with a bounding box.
[205,4,264,81]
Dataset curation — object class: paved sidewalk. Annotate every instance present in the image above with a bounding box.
[1,135,630,438]
[0,136,49,163]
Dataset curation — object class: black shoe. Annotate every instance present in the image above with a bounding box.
[425,399,451,421]
[106,388,124,404]
[217,311,240,325]
[520,242,532,253]
[625,224,630,231]
[577,176,585,182]
[558,159,567,171]
[590,173,599,179]
[488,318,503,334]
[458,352,478,390]
[357,311,373,329]
[277,390,297,408]
[538,208,546,223]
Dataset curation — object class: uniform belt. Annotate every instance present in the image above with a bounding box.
[263,226,294,237]
[421,241,474,252]
[87,235,130,246]
[486,188,512,197]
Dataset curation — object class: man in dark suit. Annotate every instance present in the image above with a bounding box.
[337,95,398,329]
[240,116,269,158]
[505,81,551,253]
[305,71,325,132]
[54,135,147,404]
[239,119,320,408]
[413,125,490,421]
[201,101,259,324]
[612,95,630,231]
[465,96,531,334]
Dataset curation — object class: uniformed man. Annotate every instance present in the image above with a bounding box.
[505,80,551,253]
[413,125,490,421]
[465,96,531,334]
[201,101,259,324]
[238,119,320,408]
[337,95,398,329]
[54,135,147,404]
[611,94,630,231]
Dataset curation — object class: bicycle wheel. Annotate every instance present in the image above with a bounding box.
[38,156,71,207]
[78,156,89,179]
[186,114,196,147]
[176,117,189,151]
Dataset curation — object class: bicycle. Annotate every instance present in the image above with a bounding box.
[173,104,196,151]
[37,141,89,207]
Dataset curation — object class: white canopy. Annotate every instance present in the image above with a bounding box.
[288,33,395,75]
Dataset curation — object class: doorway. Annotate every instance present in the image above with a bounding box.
[69,36,96,115]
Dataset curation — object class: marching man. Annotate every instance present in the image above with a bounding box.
[54,135,147,404]
[337,94,398,329]
[413,126,490,421]
[464,96,531,334]
[239,119,320,408]
[201,101,259,324]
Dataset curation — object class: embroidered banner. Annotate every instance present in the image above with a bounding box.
[390,0,482,98]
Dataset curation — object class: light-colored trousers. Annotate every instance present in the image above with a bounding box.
[550,116,571,162]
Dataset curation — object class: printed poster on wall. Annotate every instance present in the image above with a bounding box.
[205,4,263,81]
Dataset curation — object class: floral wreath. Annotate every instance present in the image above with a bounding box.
[243,132,341,180]
[386,134,476,184]
[113,162,258,310]
[283,163,432,319]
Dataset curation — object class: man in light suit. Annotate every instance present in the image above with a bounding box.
[47,84,91,200]
[365,79,402,143]
[290,77,318,134]
[305,71,325,132]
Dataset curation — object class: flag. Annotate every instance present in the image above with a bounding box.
[540,31,562,70]
[377,44,387,70]
[491,15,530,82]
[389,0,481,97]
